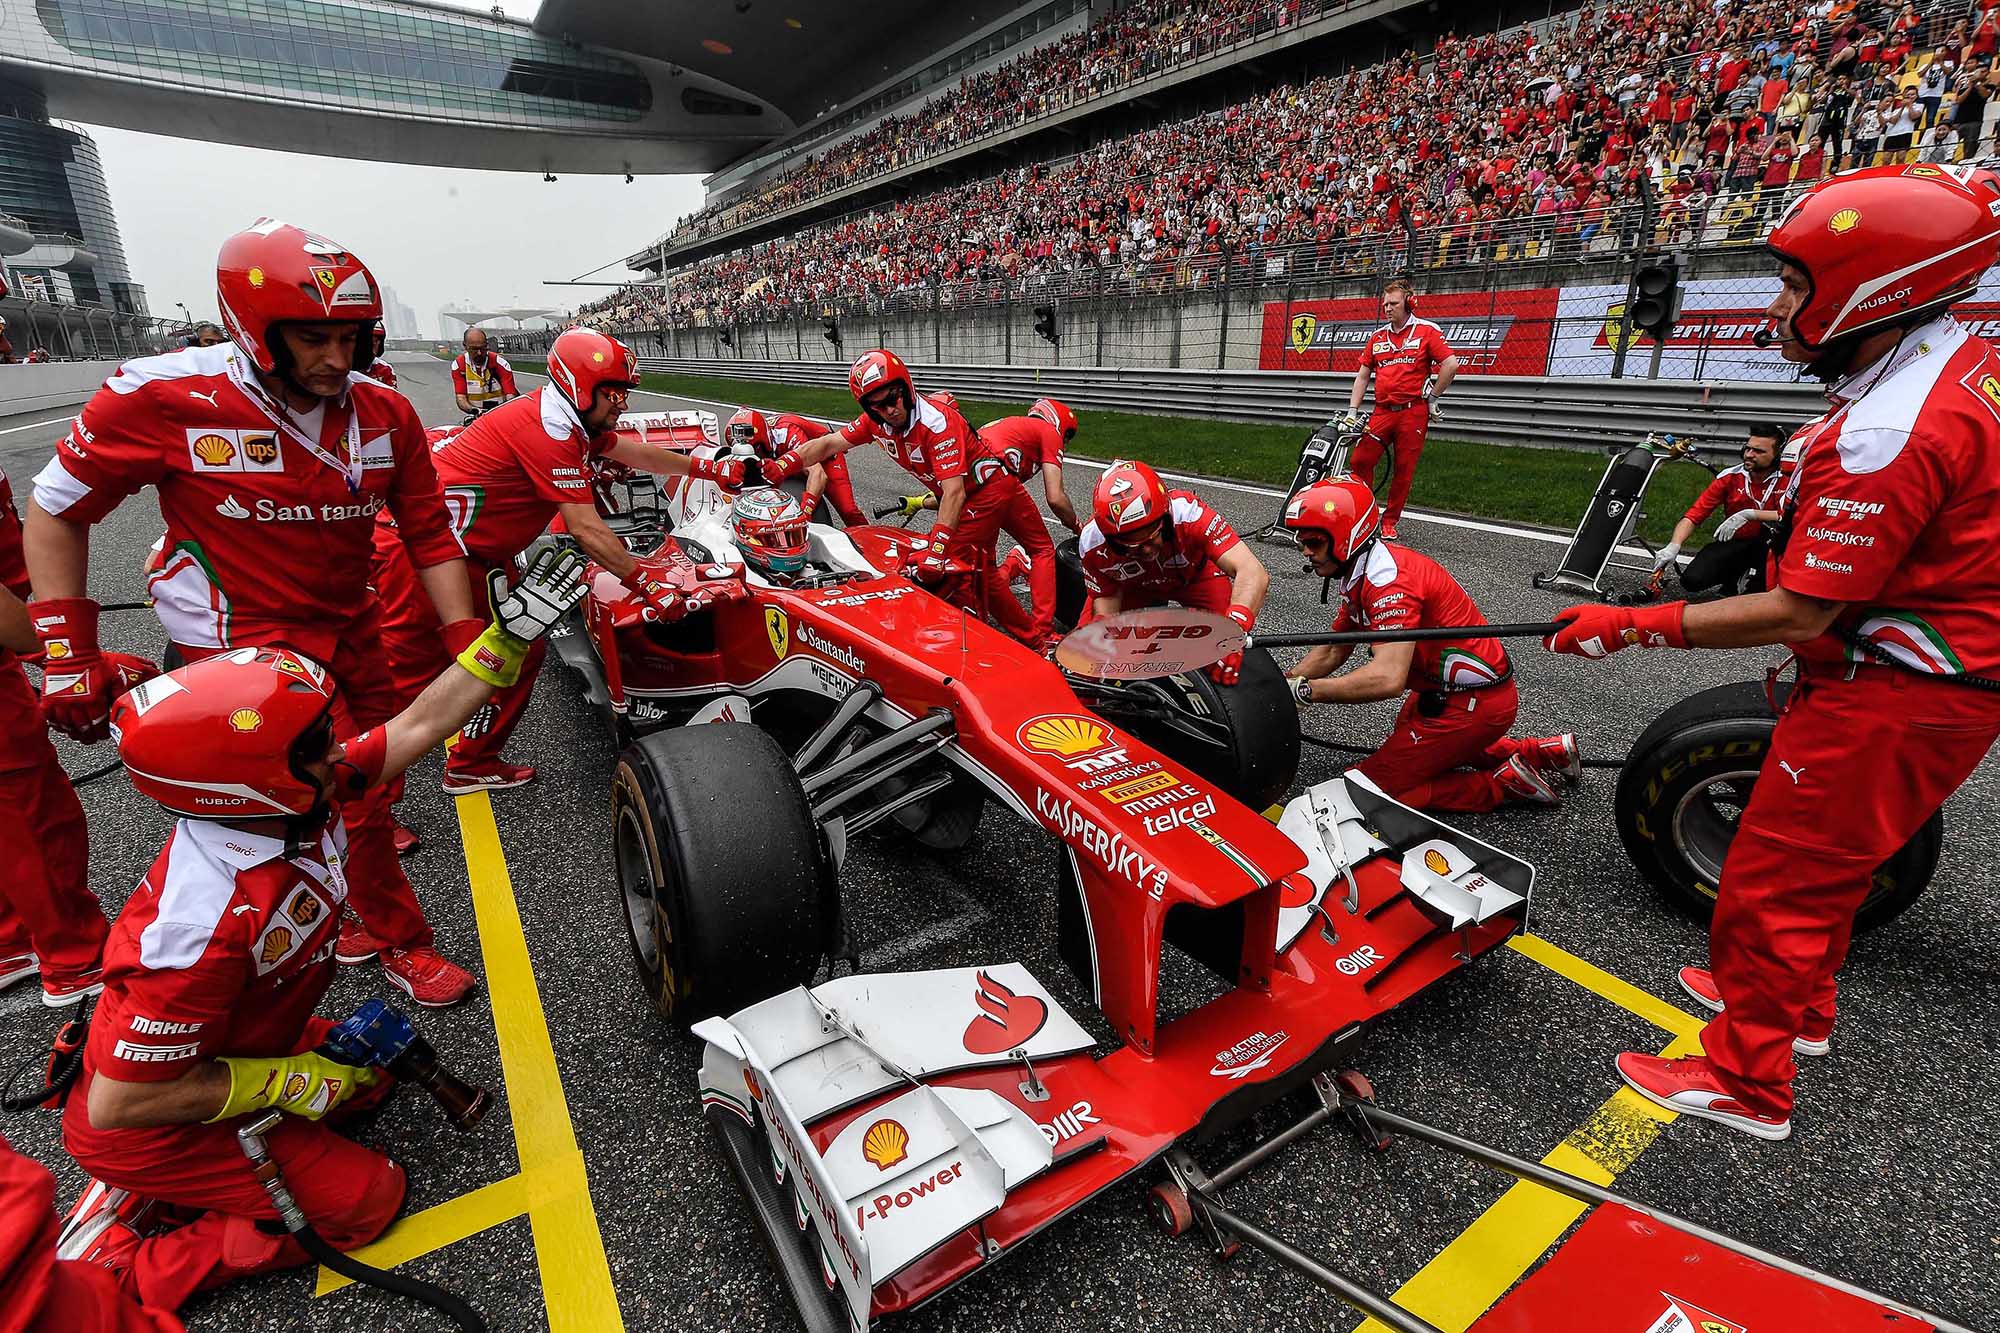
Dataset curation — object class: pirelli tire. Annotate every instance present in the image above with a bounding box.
[611,722,833,1027]
[1614,680,1941,934]
[1122,647,1301,812]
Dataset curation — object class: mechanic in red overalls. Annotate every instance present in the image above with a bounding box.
[449,328,517,416]
[725,408,867,527]
[55,555,578,1311]
[370,328,745,805]
[1079,460,1268,684]
[0,474,150,1008]
[1283,477,1579,809]
[1345,279,1460,540]
[1,1136,183,1332]
[23,219,481,1008]
[361,326,396,389]
[1548,164,2000,1141]
[1649,422,1791,595]
[981,397,1080,650]
[765,349,1036,641]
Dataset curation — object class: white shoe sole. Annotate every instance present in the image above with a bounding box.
[1678,973,1831,1057]
[42,980,104,1009]
[441,773,533,794]
[1620,1069,1793,1142]
[334,946,381,965]
[0,957,40,991]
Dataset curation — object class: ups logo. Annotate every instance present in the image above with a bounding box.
[242,433,279,467]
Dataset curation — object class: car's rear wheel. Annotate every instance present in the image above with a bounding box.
[612,722,833,1025]
[1614,680,1940,933]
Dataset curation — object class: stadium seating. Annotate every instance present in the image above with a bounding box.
[582,0,1989,335]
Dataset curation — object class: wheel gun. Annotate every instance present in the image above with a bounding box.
[318,999,492,1132]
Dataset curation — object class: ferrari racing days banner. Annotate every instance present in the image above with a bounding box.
[1259,288,1560,376]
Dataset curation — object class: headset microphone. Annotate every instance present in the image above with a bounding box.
[1751,323,1778,348]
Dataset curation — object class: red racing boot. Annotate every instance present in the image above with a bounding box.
[1678,966,1832,1056]
[393,817,422,857]
[382,945,478,1007]
[1493,755,1560,806]
[40,963,105,1009]
[335,913,386,965]
[57,1178,159,1269]
[1518,733,1582,786]
[441,759,536,795]
[0,951,38,992]
[1615,1052,1792,1141]
[999,547,1032,586]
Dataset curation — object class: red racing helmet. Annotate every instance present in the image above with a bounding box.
[547,326,639,414]
[110,647,340,820]
[726,408,771,454]
[1029,397,1078,443]
[730,487,810,577]
[1282,476,1381,563]
[850,349,916,422]
[1767,163,2000,350]
[1092,460,1169,536]
[216,218,382,375]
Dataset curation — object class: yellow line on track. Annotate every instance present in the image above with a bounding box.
[1506,932,1705,1040]
[314,1173,529,1296]
[456,790,626,1332]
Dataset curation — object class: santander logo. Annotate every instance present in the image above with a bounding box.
[961,970,1049,1055]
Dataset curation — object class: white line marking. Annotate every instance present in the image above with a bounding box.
[0,414,73,437]
[865,889,990,967]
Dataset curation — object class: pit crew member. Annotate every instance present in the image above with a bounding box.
[373,328,750,794]
[1546,164,2000,1142]
[450,327,517,416]
[185,324,225,350]
[1,472,144,1007]
[765,350,1034,640]
[23,219,482,1007]
[1346,279,1460,539]
[1079,460,1268,683]
[362,326,396,389]
[1284,477,1578,808]
[1,1135,183,1332]
[729,408,866,527]
[1650,422,1790,595]
[56,549,584,1312]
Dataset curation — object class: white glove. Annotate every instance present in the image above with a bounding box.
[489,547,588,644]
[1713,512,1753,541]
[1291,676,1316,708]
[1649,541,1682,573]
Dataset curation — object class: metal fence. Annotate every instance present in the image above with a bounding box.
[0,294,189,362]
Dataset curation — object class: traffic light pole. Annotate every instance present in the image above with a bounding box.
[1611,169,1657,380]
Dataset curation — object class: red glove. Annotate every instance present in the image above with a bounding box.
[762,450,804,484]
[622,565,689,622]
[1207,603,1256,685]
[29,598,114,742]
[799,490,820,521]
[903,530,952,583]
[689,453,746,489]
[1544,601,1689,658]
[103,651,159,694]
[442,618,486,658]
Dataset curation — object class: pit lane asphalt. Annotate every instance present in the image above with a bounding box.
[0,356,1993,1332]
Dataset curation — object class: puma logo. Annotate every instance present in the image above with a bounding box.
[188,389,221,407]
[1778,760,1806,784]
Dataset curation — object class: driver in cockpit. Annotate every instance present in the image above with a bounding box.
[729,487,813,585]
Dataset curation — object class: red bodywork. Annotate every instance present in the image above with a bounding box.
[578,413,1521,1321]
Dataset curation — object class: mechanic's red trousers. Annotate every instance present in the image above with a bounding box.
[821,452,866,527]
[940,477,1036,641]
[1351,402,1430,525]
[1356,681,1528,812]
[1080,570,1234,623]
[996,484,1058,642]
[370,528,543,771]
[0,665,108,975]
[179,605,433,950]
[0,1135,184,1333]
[1704,667,2000,1118]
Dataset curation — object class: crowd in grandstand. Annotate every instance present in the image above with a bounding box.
[577,0,2000,334]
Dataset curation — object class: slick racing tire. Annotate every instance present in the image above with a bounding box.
[1614,680,1941,933]
[1117,647,1300,811]
[1053,536,1086,631]
[612,722,832,1026]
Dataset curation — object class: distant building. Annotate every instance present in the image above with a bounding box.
[0,74,144,312]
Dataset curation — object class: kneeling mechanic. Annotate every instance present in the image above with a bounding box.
[56,550,584,1312]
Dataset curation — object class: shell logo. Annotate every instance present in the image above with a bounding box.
[1017,714,1110,758]
[247,266,265,288]
[193,434,236,467]
[1423,848,1450,875]
[1827,208,1860,235]
[260,927,294,966]
[592,351,605,363]
[861,1118,909,1172]
[281,1072,308,1101]
[228,708,263,733]
[43,640,70,660]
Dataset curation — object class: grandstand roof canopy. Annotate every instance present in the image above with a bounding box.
[532,0,1012,126]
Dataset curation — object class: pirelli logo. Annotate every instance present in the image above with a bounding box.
[1099,770,1184,805]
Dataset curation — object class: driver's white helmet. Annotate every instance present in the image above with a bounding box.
[730,487,808,577]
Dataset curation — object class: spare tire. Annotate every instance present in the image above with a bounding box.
[611,722,834,1026]
[1614,680,1940,933]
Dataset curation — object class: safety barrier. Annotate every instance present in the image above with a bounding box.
[634,357,1823,451]
[0,359,120,417]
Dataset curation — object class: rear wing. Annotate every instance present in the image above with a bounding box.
[613,407,718,451]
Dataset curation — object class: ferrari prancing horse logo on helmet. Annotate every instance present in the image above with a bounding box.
[765,607,789,660]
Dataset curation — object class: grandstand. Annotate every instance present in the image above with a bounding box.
[579,0,1994,382]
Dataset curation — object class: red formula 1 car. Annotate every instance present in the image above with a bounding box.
[547,411,1972,1333]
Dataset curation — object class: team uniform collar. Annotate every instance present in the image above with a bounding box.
[225,347,364,493]
[179,818,290,870]
[1828,314,1960,405]
[539,383,585,437]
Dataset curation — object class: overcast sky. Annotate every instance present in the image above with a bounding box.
[78,0,704,340]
